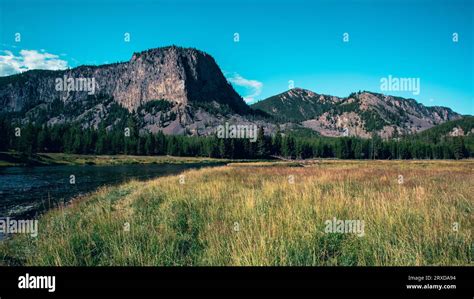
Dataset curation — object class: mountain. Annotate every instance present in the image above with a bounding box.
[0,46,258,135]
[0,46,249,113]
[0,46,466,139]
[408,116,474,141]
[251,88,463,138]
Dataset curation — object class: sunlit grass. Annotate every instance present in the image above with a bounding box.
[1,160,472,266]
[0,151,235,167]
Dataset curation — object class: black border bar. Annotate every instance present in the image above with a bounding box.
[0,266,472,298]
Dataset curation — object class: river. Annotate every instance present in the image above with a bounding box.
[0,163,219,220]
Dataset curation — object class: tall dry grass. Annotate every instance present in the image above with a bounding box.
[1,160,472,266]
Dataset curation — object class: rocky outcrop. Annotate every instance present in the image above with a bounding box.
[0,46,248,114]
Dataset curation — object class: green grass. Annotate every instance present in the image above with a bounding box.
[0,160,472,266]
[0,152,234,167]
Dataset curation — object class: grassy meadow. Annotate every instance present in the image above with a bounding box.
[0,160,472,266]
[0,152,233,167]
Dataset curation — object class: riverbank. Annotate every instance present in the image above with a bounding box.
[0,162,227,220]
[1,160,472,266]
[0,152,234,167]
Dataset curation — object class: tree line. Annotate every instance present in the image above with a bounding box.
[0,118,471,160]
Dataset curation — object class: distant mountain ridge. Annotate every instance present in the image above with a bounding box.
[409,116,474,141]
[0,46,467,138]
[251,88,463,138]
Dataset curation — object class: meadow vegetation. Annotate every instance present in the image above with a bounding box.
[1,160,472,266]
[0,152,231,167]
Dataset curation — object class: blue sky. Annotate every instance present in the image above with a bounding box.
[0,0,473,114]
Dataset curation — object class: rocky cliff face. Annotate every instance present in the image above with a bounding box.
[0,46,248,114]
[0,47,465,139]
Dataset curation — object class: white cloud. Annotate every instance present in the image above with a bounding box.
[226,72,263,103]
[0,49,68,76]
